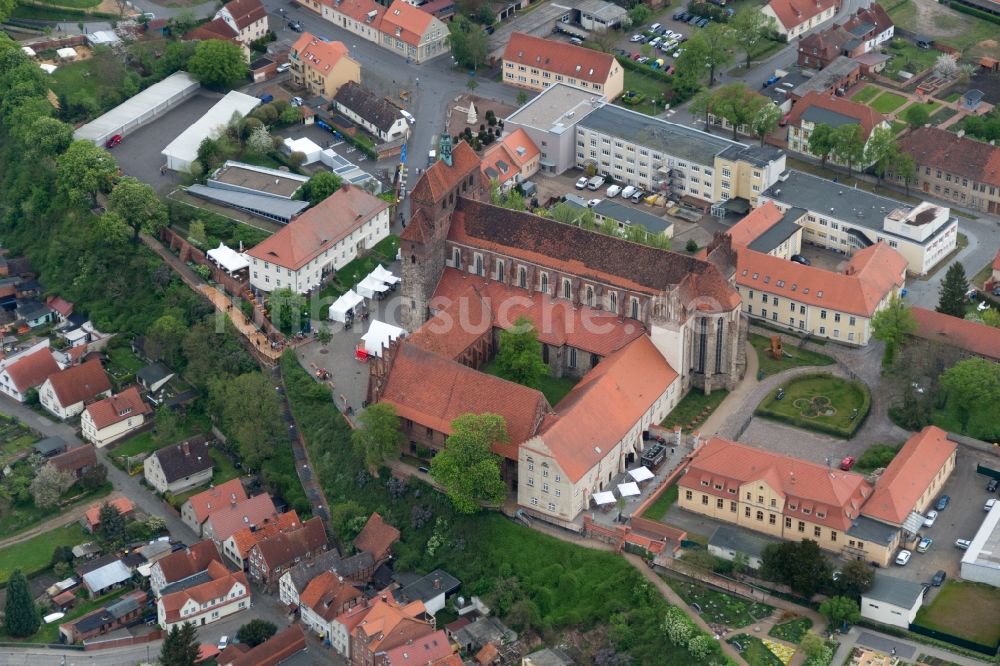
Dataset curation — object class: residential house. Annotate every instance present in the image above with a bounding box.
[909,306,1000,362]
[223,510,303,570]
[136,362,175,395]
[797,25,859,69]
[214,0,269,45]
[278,549,375,611]
[888,126,1000,215]
[333,81,410,143]
[384,629,454,664]
[787,57,862,102]
[840,3,894,52]
[726,201,804,260]
[247,516,329,587]
[180,478,247,535]
[452,616,515,657]
[80,386,152,447]
[59,590,147,644]
[861,573,924,628]
[15,299,52,328]
[48,444,97,480]
[334,591,436,662]
[246,184,390,294]
[758,171,958,275]
[82,497,135,533]
[480,128,540,193]
[312,0,386,46]
[81,559,132,596]
[297,571,364,644]
[290,32,360,99]
[393,569,460,615]
[762,0,840,39]
[144,437,214,495]
[0,345,58,402]
[184,19,252,61]
[138,541,174,565]
[150,540,223,597]
[784,91,890,168]
[309,0,448,63]
[201,493,278,543]
[218,625,307,666]
[353,512,400,566]
[47,296,75,323]
[157,560,250,630]
[39,359,112,420]
[502,32,624,101]
[734,241,908,345]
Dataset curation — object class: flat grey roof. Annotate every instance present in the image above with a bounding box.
[579,105,739,166]
[74,71,199,143]
[748,207,806,253]
[210,161,308,199]
[593,199,671,234]
[708,525,781,559]
[578,0,627,20]
[505,83,604,134]
[864,573,924,608]
[719,143,785,168]
[963,502,1000,572]
[801,106,860,129]
[792,57,859,98]
[846,515,899,545]
[187,184,309,222]
[395,569,460,604]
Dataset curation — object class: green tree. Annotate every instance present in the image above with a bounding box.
[246,124,272,155]
[892,150,917,195]
[674,32,713,87]
[29,463,74,509]
[329,500,364,543]
[147,313,187,366]
[210,372,283,470]
[160,622,200,666]
[800,633,827,660]
[303,171,342,206]
[871,294,916,368]
[4,569,39,637]
[466,77,479,92]
[182,316,257,390]
[981,307,1000,328]
[18,116,73,160]
[628,4,651,25]
[750,99,783,146]
[904,103,930,128]
[729,7,776,69]
[316,324,332,345]
[836,559,875,599]
[494,316,549,389]
[832,123,866,175]
[430,413,508,513]
[109,176,168,241]
[819,596,861,626]
[188,40,248,90]
[0,0,16,23]
[516,90,529,106]
[268,288,307,334]
[761,540,831,598]
[863,126,898,186]
[940,357,1000,429]
[807,123,837,168]
[154,405,181,445]
[936,262,968,317]
[56,140,118,208]
[688,88,714,132]
[351,403,404,472]
[97,502,127,548]
[236,619,277,647]
[710,83,757,139]
[700,23,735,87]
[188,220,207,245]
[549,201,581,225]
[447,16,489,71]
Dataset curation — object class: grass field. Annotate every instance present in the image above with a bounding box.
[666,579,774,628]
[729,633,785,666]
[768,617,813,643]
[618,69,669,116]
[942,91,962,103]
[909,100,942,115]
[481,359,579,408]
[887,0,1000,59]
[870,92,909,114]
[851,85,881,104]
[0,523,89,583]
[661,388,728,430]
[890,120,908,135]
[930,392,1000,442]
[32,0,101,9]
[914,581,1000,647]
[643,483,678,521]
[756,373,870,438]
[751,334,835,378]
[11,2,113,19]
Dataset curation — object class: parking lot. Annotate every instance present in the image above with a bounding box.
[614,10,718,65]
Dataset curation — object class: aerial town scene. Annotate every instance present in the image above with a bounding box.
[0,0,1000,663]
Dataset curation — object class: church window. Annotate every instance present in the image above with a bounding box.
[586,286,594,306]
[630,298,639,319]
[715,319,724,374]
[540,273,548,294]
[609,291,617,313]
[452,248,461,268]
[518,266,527,288]
[563,280,571,299]
[496,260,505,282]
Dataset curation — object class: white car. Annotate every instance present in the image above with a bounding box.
[923,510,938,527]
[895,550,912,566]
[290,96,304,107]
[621,185,637,199]
[630,34,644,42]
[955,539,972,550]
[673,50,684,58]
[606,184,622,197]
[218,636,228,650]
[276,63,290,73]
[400,109,416,125]
[587,198,601,207]
[575,176,589,189]
[987,498,998,511]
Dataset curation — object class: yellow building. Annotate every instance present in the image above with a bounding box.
[502,32,624,101]
[290,33,361,100]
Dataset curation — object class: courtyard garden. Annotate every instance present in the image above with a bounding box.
[661,388,729,430]
[481,359,579,408]
[768,616,813,643]
[913,581,1000,650]
[728,634,785,666]
[642,482,678,521]
[665,578,774,628]
[0,415,37,466]
[750,334,835,378]
[870,91,909,115]
[755,373,870,438]
[311,234,400,320]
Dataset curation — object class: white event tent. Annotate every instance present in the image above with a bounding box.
[370,265,400,286]
[592,491,616,506]
[356,275,391,299]
[207,243,249,275]
[617,482,640,497]
[628,466,655,483]
[329,290,364,322]
[360,320,406,357]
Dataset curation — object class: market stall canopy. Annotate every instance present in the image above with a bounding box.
[360,320,406,357]
[618,482,640,497]
[370,264,400,285]
[629,466,654,482]
[593,491,616,505]
[356,275,391,298]
[329,290,364,322]
[207,243,249,274]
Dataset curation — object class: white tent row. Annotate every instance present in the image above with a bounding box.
[592,491,616,506]
[207,243,249,274]
[329,290,364,322]
[356,275,391,299]
[628,466,655,483]
[361,320,406,357]
[618,482,640,497]
[370,264,400,285]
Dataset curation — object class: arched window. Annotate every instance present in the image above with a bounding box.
[496,260,505,283]
[631,298,639,320]
[475,254,483,276]
[586,286,594,307]
[453,248,461,267]
[563,280,571,299]
[609,291,617,314]
[518,266,527,288]
[540,273,548,294]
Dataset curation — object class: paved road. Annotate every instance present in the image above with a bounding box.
[830,626,994,665]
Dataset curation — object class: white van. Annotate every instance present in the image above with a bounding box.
[606,184,622,198]
[650,22,662,32]
[621,185,637,199]
[586,176,604,191]
[400,109,415,125]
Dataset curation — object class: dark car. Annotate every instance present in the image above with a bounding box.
[931,570,947,586]
[988,478,999,493]
[697,17,710,27]
[790,254,811,265]
[673,10,686,19]
[935,495,951,511]
[678,11,691,20]
[687,14,701,24]
[288,20,303,31]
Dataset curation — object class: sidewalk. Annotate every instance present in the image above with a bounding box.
[831,626,994,666]
[698,339,759,437]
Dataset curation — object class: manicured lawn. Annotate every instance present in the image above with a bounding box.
[890,120,908,135]
[661,388,729,430]
[666,578,774,628]
[914,581,1000,648]
[112,431,158,460]
[106,345,146,387]
[210,447,240,485]
[930,393,1000,442]
[908,100,941,116]
[768,617,813,643]
[481,360,579,408]
[755,373,871,438]
[851,85,881,104]
[617,69,669,116]
[870,92,909,114]
[728,634,785,666]
[0,523,89,583]
[643,483,678,521]
[751,334,835,379]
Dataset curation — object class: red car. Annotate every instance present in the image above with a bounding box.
[631,52,642,61]
[840,456,856,471]
[105,134,122,149]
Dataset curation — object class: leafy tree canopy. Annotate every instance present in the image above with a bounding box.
[188,40,248,90]
[430,413,508,513]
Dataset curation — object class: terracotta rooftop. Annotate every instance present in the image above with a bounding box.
[221,0,266,30]
[727,201,785,249]
[204,494,278,542]
[481,128,540,186]
[798,25,856,62]
[184,478,248,525]
[228,625,305,666]
[843,3,894,37]
[49,444,96,474]
[185,17,238,42]
[352,594,433,655]
[246,184,389,270]
[160,561,248,624]
[898,126,1000,188]
[408,140,481,206]
[45,359,111,408]
[527,337,677,483]
[291,33,353,76]
[228,510,302,559]
[384,629,454,665]
[381,0,438,47]
[353,512,400,560]
[680,437,873,531]
[84,497,134,530]
[786,90,887,140]
[154,541,223,586]
[862,426,956,525]
[318,0,383,24]
[298,570,362,621]
[910,306,1000,362]
[766,0,839,30]
[46,295,74,318]
[504,32,616,84]
[736,242,907,317]
[84,386,151,430]
[3,346,59,393]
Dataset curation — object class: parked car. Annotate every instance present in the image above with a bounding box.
[587,176,604,191]
[576,176,590,189]
[697,17,710,27]
[987,498,998,511]
[923,510,938,527]
[104,134,122,149]
[687,14,701,24]
[790,254,811,265]
[290,96,304,107]
[839,456,855,471]
[630,34,645,42]
[631,189,646,203]
[259,93,274,103]
[650,22,662,32]
[678,11,691,21]
[987,478,999,493]
[955,539,972,550]
[637,57,650,64]
[931,570,946,586]
[621,185,637,200]
[936,495,951,511]
[763,75,781,88]
[400,109,416,125]
[631,52,643,60]
[895,550,912,566]
[916,537,932,553]
[588,198,601,208]
[218,636,229,650]
[570,37,583,46]
[288,20,303,31]
[673,10,686,19]
[606,184,622,197]
[276,63,290,73]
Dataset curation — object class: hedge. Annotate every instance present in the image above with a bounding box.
[947,1,1000,25]
[754,373,871,439]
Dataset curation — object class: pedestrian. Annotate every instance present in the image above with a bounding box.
[890,647,896,656]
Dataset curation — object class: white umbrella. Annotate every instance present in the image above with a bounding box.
[592,491,616,506]
[618,482,640,497]
[629,466,655,483]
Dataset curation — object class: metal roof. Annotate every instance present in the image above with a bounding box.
[74,71,199,143]
[801,106,860,129]
[162,91,261,169]
[790,57,859,98]
[505,83,604,133]
[82,560,131,592]
[592,199,672,234]
[962,501,1000,573]
[845,514,898,544]
[748,207,806,254]
[186,184,309,223]
[394,569,460,604]
[708,525,781,559]
[863,573,924,608]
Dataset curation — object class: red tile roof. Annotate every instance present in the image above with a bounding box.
[48,444,96,474]
[319,0,384,24]
[83,497,134,530]
[84,386,151,430]
[727,201,786,249]
[798,25,856,63]
[736,242,907,317]
[680,437,873,531]
[910,306,1000,362]
[476,643,499,666]
[160,561,248,624]
[299,570,362,621]
[380,342,549,460]
[227,625,305,666]
[251,516,327,571]
[786,91,887,140]
[4,347,59,393]
[898,126,1000,188]
[184,478,248,525]
[154,541,222,586]
[46,295,74,318]
[527,337,677,483]
[504,32,616,85]
[229,510,302,559]
[353,512,400,561]
[204,494,278,542]
[246,184,388,270]
[221,0,266,30]
[352,595,433,655]
[766,0,839,31]
[381,0,437,47]
[408,140,481,206]
[45,359,111,408]
[862,426,956,525]
[843,3,894,37]
[185,17,239,42]
[291,33,353,77]
[384,629,454,665]
[481,128,540,186]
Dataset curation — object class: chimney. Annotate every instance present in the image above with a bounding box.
[381,594,388,602]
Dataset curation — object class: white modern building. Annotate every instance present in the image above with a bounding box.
[860,573,925,629]
[961,500,1000,587]
[162,91,261,172]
